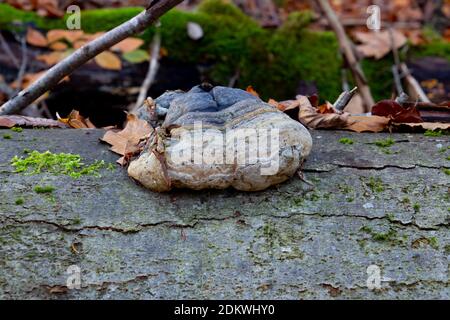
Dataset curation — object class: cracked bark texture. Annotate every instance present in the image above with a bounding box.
[0,129,448,299]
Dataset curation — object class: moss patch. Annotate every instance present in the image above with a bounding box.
[34,185,55,194]
[11,150,111,178]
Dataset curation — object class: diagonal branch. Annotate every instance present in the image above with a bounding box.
[0,0,183,116]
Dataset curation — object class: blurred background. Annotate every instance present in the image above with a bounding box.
[0,0,448,126]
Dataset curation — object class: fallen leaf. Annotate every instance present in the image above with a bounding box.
[101,113,152,159]
[47,29,84,44]
[246,86,259,97]
[317,101,335,114]
[49,41,68,51]
[346,115,390,133]
[372,100,423,123]
[354,30,407,59]
[391,122,450,132]
[122,49,150,64]
[57,110,96,129]
[37,51,70,65]
[26,27,48,47]
[112,38,144,53]
[296,95,350,129]
[94,51,122,70]
[0,115,68,128]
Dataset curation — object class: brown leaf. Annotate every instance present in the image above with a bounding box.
[246,85,260,97]
[37,51,69,66]
[112,38,144,53]
[101,113,152,159]
[0,115,68,128]
[391,122,450,132]
[317,101,335,114]
[47,29,84,44]
[57,110,96,129]
[26,27,48,47]
[49,41,68,51]
[372,100,423,123]
[354,30,407,59]
[346,115,390,133]
[268,99,300,112]
[296,95,350,129]
[94,51,122,70]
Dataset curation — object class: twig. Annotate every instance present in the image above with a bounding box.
[14,35,28,94]
[0,0,184,115]
[228,68,240,88]
[316,0,374,112]
[399,63,431,103]
[0,32,20,69]
[133,31,161,111]
[333,86,358,111]
[389,27,404,95]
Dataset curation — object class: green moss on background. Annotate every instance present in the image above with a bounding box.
[0,0,448,101]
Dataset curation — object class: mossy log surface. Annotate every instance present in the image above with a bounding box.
[0,129,448,299]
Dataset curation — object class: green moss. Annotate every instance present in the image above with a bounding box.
[360,226,372,234]
[374,138,395,148]
[424,129,443,137]
[11,150,111,178]
[34,185,55,194]
[11,127,23,133]
[413,203,420,212]
[428,237,439,250]
[443,168,450,175]
[367,177,384,193]
[3,134,12,139]
[15,197,24,205]
[339,138,354,145]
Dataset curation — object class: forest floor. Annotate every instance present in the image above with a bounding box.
[0,129,448,299]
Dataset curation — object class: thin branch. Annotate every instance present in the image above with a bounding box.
[133,30,161,111]
[0,32,20,69]
[14,35,28,94]
[316,0,375,112]
[0,0,184,115]
[333,86,358,111]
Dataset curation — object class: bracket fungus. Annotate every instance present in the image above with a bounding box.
[128,85,312,192]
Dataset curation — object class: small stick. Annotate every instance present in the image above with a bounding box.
[0,32,20,69]
[133,30,161,111]
[333,86,358,111]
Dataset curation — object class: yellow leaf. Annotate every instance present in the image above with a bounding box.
[112,38,144,53]
[94,51,122,70]
[26,28,48,47]
[47,29,84,44]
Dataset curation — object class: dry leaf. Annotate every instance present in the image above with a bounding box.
[47,29,84,44]
[246,86,259,97]
[101,113,152,161]
[112,38,144,53]
[37,51,69,65]
[296,95,350,129]
[346,115,390,133]
[0,115,68,128]
[57,110,96,129]
[391,122,450,132]
[49,41,68,51]
[354,30,407,59]
[372,100,423,123]
[26,28,48,47]
[94,51,122,70]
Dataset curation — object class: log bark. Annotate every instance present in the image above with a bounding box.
[0,129,448,299]
[0,0,184,115]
